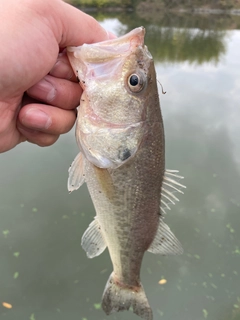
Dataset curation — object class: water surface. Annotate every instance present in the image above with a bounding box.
[1,11,240,320]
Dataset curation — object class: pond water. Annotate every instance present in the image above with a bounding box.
[1,9,240,320]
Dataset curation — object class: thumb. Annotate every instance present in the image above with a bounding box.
[51,1,113,47]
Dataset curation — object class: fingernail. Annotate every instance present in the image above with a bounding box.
[28,78,56,102]
[22,108,52,130]
[107,31,117,39]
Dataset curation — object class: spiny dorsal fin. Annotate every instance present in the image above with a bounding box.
[148,218,183,255]
[160,169,186,215]
[68,152,85,193]
[81,218,107,258]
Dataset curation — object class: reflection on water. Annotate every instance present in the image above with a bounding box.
[1,11,240,320]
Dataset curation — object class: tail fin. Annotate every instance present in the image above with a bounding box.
[102,272,153,320]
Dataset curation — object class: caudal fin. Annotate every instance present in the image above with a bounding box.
[102,273,153,320]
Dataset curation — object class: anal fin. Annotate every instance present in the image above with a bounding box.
[148,218,183,255]
[81,218,107,258]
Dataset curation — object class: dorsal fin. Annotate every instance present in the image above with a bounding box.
[160,169,186,215]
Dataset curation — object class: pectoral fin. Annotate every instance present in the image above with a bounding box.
[68,152,85,193]
[148,219,183,255]
[81,218,107,258]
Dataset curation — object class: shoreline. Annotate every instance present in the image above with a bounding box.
[80,7,240,16]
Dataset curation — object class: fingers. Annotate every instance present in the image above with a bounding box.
[18,103,77,135]
[17,102,77,147]
[18,127,60,147]
[49,51,77,81]
[55,1,112,47]
[27,74,82,109]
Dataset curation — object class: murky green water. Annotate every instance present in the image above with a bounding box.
[1,10,240,320]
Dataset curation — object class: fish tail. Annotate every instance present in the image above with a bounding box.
[102,272,153,320]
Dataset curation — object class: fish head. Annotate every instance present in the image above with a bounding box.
[68,27,156,124]
[67,27,160,169]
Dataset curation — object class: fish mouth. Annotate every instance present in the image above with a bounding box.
[67,27,146,64]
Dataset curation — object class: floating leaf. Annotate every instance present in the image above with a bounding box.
[147,267,152,274]
[157,309,164,316]
[62,215,69,219]
[159,279,167,285]
[3,230,10,237]
[100,269,108,274]
[2,302,12,309]
[210,283,217,289]
[94,303,101,310]
[194,254,200,260]
[233,247,240,255]
[202,309,208,319]
[30,314,36,320]
[13,252,20,258]
[13,272,19,279]
[32,208,38,212]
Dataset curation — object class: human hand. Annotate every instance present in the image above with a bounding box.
[0,0,113,153]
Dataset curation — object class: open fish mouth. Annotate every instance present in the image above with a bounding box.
[67,27,152,86]
[68,27,147,62]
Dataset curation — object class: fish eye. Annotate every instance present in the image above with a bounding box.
[127,73,145,93]
[129,74,139,86]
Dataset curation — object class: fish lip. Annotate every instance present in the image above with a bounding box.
[67,27,146,63]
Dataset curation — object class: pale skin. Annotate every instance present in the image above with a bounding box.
[0,0,114,153]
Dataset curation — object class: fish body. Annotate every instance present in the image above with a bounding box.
[67,27,184,320]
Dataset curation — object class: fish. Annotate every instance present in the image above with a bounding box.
[67,27,185,320]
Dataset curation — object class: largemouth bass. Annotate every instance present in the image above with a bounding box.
[67,27,185,320]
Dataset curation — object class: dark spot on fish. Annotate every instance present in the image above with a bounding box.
[76,75,80,83]
[118,148,131,161]
[82,80,85,84]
